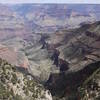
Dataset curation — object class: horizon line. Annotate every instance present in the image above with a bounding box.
[0,0,100,4]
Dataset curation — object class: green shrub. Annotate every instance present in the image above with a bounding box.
[11,73,17,84]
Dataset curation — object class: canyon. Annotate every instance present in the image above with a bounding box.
[0,4,100,100]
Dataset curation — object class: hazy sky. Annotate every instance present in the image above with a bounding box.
[0,0,100,4]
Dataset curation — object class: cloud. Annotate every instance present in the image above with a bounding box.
[0,0,100,4]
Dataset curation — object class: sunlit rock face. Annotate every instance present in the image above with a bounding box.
[0,44,29,69]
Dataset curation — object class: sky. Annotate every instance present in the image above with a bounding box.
[0,0,100,4]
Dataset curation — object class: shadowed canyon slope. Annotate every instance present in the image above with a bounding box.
[45,21,100,99]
